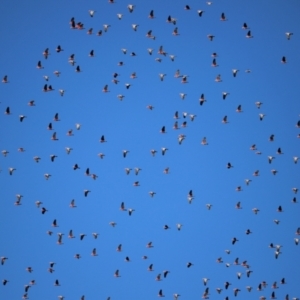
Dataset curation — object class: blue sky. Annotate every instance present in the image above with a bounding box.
[0,0,300,299]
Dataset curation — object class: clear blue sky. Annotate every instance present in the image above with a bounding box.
[0,0,300,299]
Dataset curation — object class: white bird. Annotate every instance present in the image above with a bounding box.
[8,167,16,175]
[44,173,51,180]
[286,32,293,40]
[92,233,99,239]
[268,156,275,163]
[117,94,125,101]
[65,147,73,154]
[123,150,129,158]
[125,168,132,175]
[150,149,157,156]
[59,89,65,96]
[177,223,183,231]
[178,134,185,145]
[147,48,153,55]
[232,69,239,77]
[88,10,96,17]
[149,191,156,197]
[117,14,123,20]
[103,24,110,32]
[255,101,263,108]
[259,113,266,121]
[245,179,252,185]
[159,74,166,81]
[293,157,299,164]
[189,114,196,121]
[134,167,142,175]
[75,123,81,130]
[132,24,138,31]
[2,150,9,157]
[180,93,187,100]
[222,92,230,100]
[198,10,205,17]
[161,147,168,155]
[169,55,176,61]
[127,4,135,13]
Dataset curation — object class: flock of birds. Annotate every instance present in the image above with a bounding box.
[1,1,299,299]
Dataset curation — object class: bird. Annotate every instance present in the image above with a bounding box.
[128,208,135,216]
[281,56,287,63]
[147,242,154,248]
[123,150,129,157]
[56,45,63,52]
[246,30,253,38]
[134,167,142,175]
[50,154,58,162]
[286,32,293,40]
[255,101,263,108]
[159,74,166,81]
[259,113,266,121]
[8,167,16,175]
[215,74,222,82]
[227,162,233,169]
[1,257,8,265]
[150,149,157,156]
[127,4,135,12]
[242,22,249,29]
[271,169,278,175]
[268,156,275,163]
[201,137,208,145]
[207,34,215,41]
[199,93,206,105]
[51,132,58,141]
[44,173,51,180]
[222,92,230,100]
[222,116,229,124]
[236,105,243,112]
[179,93,187,100]
[158,289,164,297]
[84,190,91,197]
[232,237,239,245]
[167,15,177,24]
[234,288,241,297]
[2,75,8,83]
[198,10,204,17]
[160,126,166,133]
[236,202,242,209]
[36,60,44,69]
[277,147,283,155]
[220,12,228,21]
[102,85,109,93]
[2,279,9,285]
[232,69,239,77]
